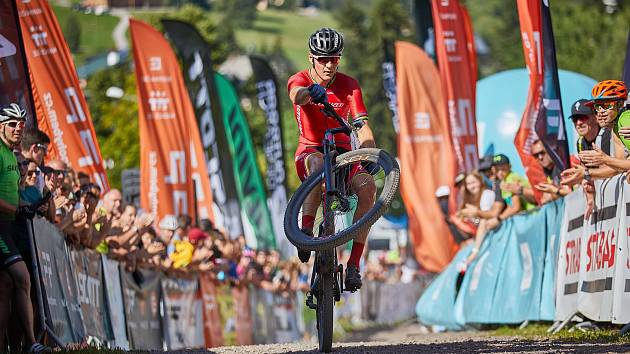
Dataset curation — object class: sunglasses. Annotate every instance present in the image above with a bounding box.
[4,121,24,129]
[571,115,589,124]
[313,56,340,64]
[593,101,618,113]
[27,170,40,177]
[35,143,48,152]
[532,151,546,159]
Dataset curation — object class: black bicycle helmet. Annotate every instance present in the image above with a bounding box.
[308,28,344,57]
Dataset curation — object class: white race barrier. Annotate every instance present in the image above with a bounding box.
[556,174,630,324]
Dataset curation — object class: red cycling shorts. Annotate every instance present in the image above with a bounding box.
[295,146,368,185]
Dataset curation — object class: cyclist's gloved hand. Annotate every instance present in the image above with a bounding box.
[308,84,328,104]
[16,205,37,219]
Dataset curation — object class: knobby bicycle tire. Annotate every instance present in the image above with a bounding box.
[317,250,335,353]
[284,148,400,251]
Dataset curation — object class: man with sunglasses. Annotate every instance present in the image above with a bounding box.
[287,28,376,292]
[19,128,50,195]
[562,81,629,185]
[531,139,570,203]
[0,103,50,353]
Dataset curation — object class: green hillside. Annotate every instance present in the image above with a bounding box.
[233,9,336,69]
[52,5,118,66]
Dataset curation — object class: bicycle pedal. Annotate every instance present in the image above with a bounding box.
[306,292,317,310]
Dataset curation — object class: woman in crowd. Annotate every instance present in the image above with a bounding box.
[454,171,503,270]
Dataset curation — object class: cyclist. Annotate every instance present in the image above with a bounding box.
[287,28,376,292]
[0,104,50,353]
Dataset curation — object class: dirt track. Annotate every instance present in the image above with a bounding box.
[209,322,630,354]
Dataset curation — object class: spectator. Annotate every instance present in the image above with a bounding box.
[455,172,503,268]
[492,154,536,220]
[19,128,50,194]
[561,81,629,186]
[530,140,571,203]
[572,99,600,152]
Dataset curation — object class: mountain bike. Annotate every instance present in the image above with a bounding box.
[284,102,400,352]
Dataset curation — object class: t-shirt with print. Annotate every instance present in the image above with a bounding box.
[0,140,19,221]
[501,172,536,211]
[287,70,368,157]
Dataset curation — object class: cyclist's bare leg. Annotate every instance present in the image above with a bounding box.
[0,271,13,348]
[6,261,36,347]
[302,152,324,233]
[348,173,376,268]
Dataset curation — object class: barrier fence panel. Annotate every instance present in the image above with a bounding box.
[120,269,163,350]
[415,244,472,331]
[555,190,585,321]
[161,277,205,350]
[539,200,564,321]
[69,249,107,341]
[376,280,425,324]
[101,255,129,350]
[613,181,630,324]
[232,286,253,345]
[249,287,276,344]
[577,176,623,322]
[198,274,224,347]
[32,218,85,344]
[417,200,564,327]
[270,291,301,343]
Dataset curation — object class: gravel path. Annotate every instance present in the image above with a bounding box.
[208,322,630,354]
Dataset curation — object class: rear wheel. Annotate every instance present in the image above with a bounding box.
[285,148,400,251]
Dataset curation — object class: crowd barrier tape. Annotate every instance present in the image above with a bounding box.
[416,199,564,327]
[32,218,417,349]
[556,174,630,324]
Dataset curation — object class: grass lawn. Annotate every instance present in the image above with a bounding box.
[233,9,336,70]
[492,323,630,343]
[52,5,119,66]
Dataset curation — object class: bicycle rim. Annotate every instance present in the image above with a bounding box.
[284,148,400,251]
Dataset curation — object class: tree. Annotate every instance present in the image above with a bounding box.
[464,0,630,80]
[334,0,413,156]
[214,0,258,29]
[85,64,139,190]
[146,4,240,67]
[64,13,81,53]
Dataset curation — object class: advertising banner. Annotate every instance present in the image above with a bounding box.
[395,40,457,272]
[577,176,623,322]
[161,278,204,350]
[161,19,242,235]
[0,0,36,127]
[249,288,276,344]
[17,0,108,190]
[131,19,211,222]
[215,73,276,249]
[101,256,129,350]
[198,274,224,347]
[555,190,585,321]
[432,0,479,172]
[250,55,292,257]
[69,249,107,340]
[32,218,85,344]
[121,269,162,350]
[232,286,253,345]
[613,179,630,324]
[416,244,472,330]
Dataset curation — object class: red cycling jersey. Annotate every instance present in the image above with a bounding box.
[287,70,368,158]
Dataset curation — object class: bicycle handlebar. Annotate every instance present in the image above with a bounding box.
[321,101,353,136]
